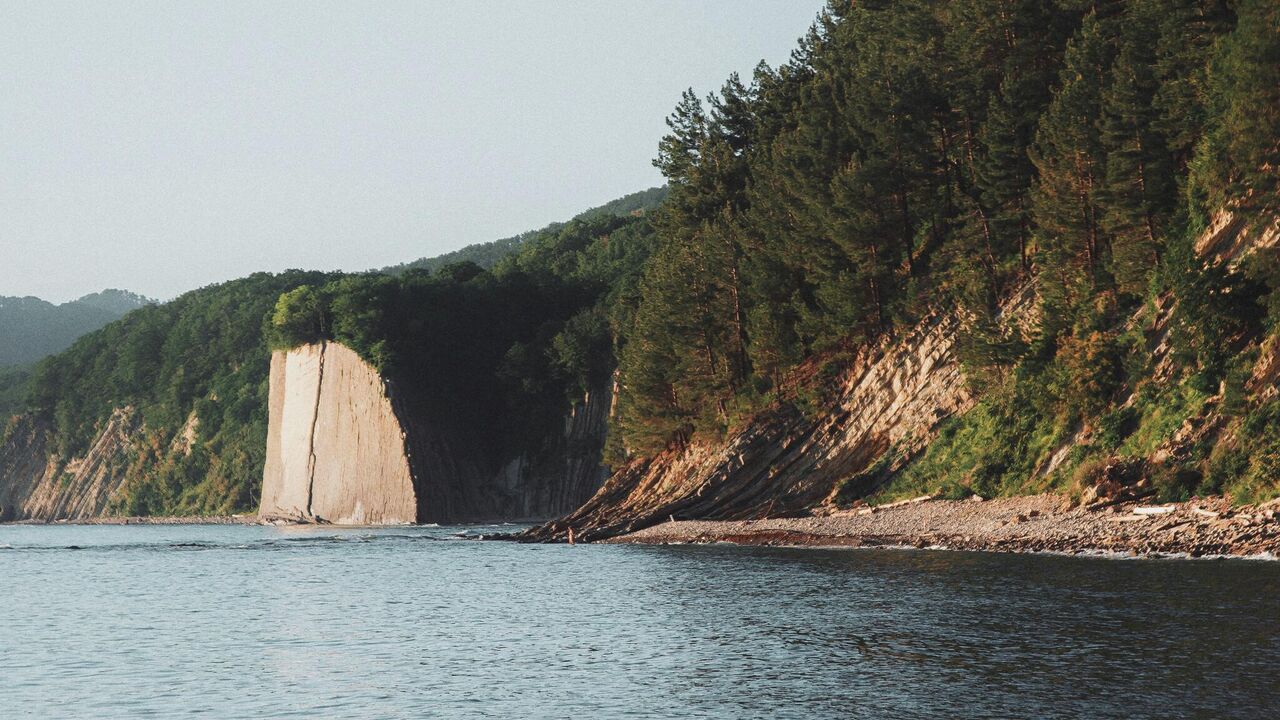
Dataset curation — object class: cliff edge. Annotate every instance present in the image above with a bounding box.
[259,341,611,525]
[259,342,417,524]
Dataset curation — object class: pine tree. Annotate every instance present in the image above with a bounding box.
[1189,0,1280,213]
[1100,17,1174,296]
[1030,13,1117,303]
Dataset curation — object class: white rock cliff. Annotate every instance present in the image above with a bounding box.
[259,342,417,524]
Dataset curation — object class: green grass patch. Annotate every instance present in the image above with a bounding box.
[867,389,1070,504]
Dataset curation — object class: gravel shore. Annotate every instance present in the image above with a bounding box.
[7,514,259,525]
[609,494,1280,558]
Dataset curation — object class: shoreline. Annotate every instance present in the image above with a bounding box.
[606,494,1280,559]
[4,514,259,526]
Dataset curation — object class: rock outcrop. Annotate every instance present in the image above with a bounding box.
[259,341,610,524]
[0,408,138,522]
[259,342,417,524]
[525,290,1035,541]
[528,211,1278,543]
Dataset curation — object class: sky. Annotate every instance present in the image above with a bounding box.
[0,1,824,303]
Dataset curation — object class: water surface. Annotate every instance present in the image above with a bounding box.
[2,524,1278,719]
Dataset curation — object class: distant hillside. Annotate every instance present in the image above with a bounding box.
[73,289,152,315]
[0,289,152,368]
[381,186,667,276]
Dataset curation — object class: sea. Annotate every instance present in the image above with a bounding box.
[2,523,1278,719]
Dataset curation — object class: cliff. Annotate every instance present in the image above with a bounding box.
[528,212,1279,543]
[259,341,610,524]
[528,288,1034,542]
[259,342,417,524]
[0,408,138,522]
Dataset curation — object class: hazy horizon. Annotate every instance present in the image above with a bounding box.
[2,1,822,303]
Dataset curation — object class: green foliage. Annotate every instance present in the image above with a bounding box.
[608,0,1275,512]
[9,0,1279,515]
[1215,397,1280,504]
[1051,330,1126,422]
[270,286,329,350]
[25,270,337,514]
[381,187,668,276]
[13,187,661,517]
[1188,0,1280,215]
[272,214,659,463]
[1118,382,1209,457]
[870,376,1070,503]
[0,365,32,420]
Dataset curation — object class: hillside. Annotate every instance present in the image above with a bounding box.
[379,186,666,276]
[0,289,151,368]
[0,206,656,519]
[528,0,1280,539]
[1,0,1277,528]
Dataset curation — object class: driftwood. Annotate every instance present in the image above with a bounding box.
[877,494,936,510]
[1133,505,1177,516]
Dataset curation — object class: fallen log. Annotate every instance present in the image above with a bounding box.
[876,494,936,510]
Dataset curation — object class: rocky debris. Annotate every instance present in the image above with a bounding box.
[608,494,1280,558]
[1074,458,1145,506]
[1194,210,1280,269]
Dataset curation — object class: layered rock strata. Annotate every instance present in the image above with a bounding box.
[525,292,1032,541]
[0,408,138,522]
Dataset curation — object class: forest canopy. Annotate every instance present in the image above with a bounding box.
[606,0,1279,500]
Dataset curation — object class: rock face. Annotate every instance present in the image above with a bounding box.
[259,341,610,524]
[259,342,417,524]
[527,300,1009,541]
[529,212,1279,543]
[0,408,138,522]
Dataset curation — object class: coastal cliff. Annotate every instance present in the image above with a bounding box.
[0,409,138,522]
[527,311,980,541]
[259,342,417,524]
[530,211,1279,543]
[259,341,610,524]
[530,288,1035,541]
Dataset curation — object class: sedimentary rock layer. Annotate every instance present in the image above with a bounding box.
[0,408,138,522]
[526,291,1031,541]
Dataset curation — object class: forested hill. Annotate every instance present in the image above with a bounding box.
[0,289,152,368]
[379,186,667,276]
[6,207,656,515]
[605,0,1280,502]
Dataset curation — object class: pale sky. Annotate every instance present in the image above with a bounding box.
[1,1,823,303]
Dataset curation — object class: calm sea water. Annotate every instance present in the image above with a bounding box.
[2,524,1278,719]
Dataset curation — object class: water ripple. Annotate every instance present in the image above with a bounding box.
[1,524,1278,719]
